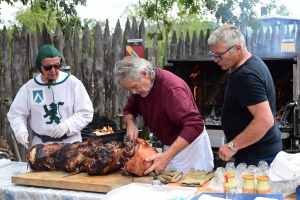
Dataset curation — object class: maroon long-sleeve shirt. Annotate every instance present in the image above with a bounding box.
[123,68,204,145]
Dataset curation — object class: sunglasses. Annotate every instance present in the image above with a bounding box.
[41,63,62,71]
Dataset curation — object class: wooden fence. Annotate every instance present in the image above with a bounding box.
[1,18,300,162]
[163,23,300,63]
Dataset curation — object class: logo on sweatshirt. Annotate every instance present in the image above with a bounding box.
[43,102,64,124]
[31,88,46,105]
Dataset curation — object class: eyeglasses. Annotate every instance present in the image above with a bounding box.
[209,45,236,61]
[41,63,62,71]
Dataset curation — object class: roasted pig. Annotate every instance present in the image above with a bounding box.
[120,138,158,176]
[57,138,102,175]
[84,141,124,175]
[26,143,65,171]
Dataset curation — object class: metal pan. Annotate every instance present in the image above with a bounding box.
[81,129,126,143]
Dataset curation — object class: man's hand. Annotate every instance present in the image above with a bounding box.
[123,114,139,141]
[218,143,236,161]
[144,152,172,175]
[126,121,139,141]
[50,122,69,138]
[16,132,29,148]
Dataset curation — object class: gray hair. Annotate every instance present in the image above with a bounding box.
[114,56,155,85]
[207,24,247,51]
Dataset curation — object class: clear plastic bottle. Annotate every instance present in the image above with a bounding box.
[242,174,255,194]
[256,175,270,194]
[223,172,237,193]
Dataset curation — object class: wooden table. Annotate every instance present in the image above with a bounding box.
[167,175,297,200]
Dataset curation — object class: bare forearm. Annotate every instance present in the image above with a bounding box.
[234,118,272,150]
[124,114,139,140]
[233,101,274,150]
[123,114,135,126]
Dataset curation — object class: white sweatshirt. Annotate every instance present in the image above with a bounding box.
[7,71,94,145]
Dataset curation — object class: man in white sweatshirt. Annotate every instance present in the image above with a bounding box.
[7,44,94,147]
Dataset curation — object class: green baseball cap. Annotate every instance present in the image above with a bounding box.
[36,44,61,73]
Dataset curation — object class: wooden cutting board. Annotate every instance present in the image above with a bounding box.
[12,170,153,193]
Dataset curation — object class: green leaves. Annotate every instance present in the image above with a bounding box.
[1,0,19,5]
[260,0,277,16]
[1,0,87,21]
[14,6,57,33]
[204,0,217,12]
[134,0,279,37]
[145,3,156,19]
[276,4,290,16]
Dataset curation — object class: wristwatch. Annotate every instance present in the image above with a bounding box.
[228,141,238,152]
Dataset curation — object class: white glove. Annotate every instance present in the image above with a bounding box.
[16,132,29,148]
[50,122,69,138]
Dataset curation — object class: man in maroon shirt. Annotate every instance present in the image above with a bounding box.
[114,56,214,175]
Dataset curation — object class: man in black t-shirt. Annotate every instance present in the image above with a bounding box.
[207,24,282,166]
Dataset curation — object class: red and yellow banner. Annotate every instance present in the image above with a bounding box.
[126,46,144,58]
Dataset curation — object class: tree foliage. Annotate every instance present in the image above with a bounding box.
[276,4,290,16]
[137,0,278,35]
[121,1,215,67]
[0,0,87,27]
[2,3,105,46]
[13,6,62,33]
[1,0,87,17]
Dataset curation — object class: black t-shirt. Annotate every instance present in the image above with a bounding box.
[221,55,282,160]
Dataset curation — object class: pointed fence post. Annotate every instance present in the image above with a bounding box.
[81,24,93,99]
[64,24,73,72]
[170,31,177,59]
[73,24,81,80]
[111,20,123,123]
[53,24,65,66]
[103,19,112,120]
[198,30,205,55]
[177,32,184,59]
[191,31,198,56]
[41,23,51,45]
[163,31,169,67]
[185,30,190,59]
[93,22,105,117]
